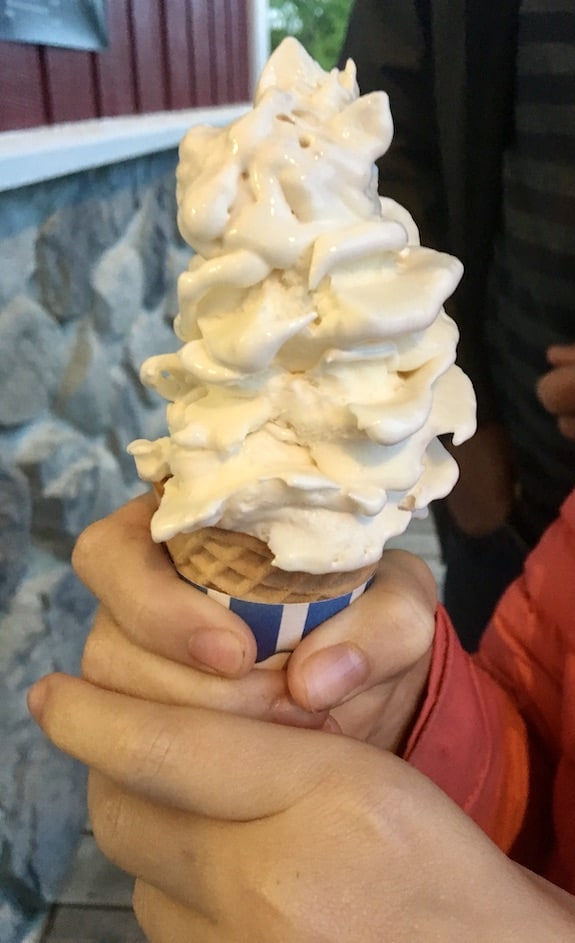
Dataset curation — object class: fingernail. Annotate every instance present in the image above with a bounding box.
[322,715,343,735]
[270,695,327,729]
[300,644,368,711]
[27,678,48,722]
[188,627,245,675]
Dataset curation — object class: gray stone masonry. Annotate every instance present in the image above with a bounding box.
[0,150,191,943]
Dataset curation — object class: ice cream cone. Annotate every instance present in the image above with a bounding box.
[153,482,375,660]
[130,40,476,660]
[164,524,376,604]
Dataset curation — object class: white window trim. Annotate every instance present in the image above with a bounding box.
[0,0,269,193]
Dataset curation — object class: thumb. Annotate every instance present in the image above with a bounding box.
[287,551,436,713]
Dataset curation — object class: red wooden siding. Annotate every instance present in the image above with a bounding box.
[187,0,214,106]
[95,0,138,117]
[163,0,195,110]
[42,47,99,124]
[228,0,250,104]
[0,0,251,133]
[0,41,46,129]
[130,0,169,112]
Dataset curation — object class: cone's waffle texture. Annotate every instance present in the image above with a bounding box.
[164,525,376,604]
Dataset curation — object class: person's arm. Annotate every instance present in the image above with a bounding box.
[341,2,513,533]
[340,0,447,248]
[404,606,546,861]
[401,493,575,867]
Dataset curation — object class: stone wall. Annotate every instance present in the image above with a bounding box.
[0,150,190,942]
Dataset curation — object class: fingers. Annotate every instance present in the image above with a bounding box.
[537,365,575,414]
[546,342,575,367]
[89,773,222,922]
[287,551,436,714]
[83,609,329,729]
[557,415,575,440]
[72,493,257,677]
[91,771,297,932]
[28,673,357,819]
[537,364,575,440]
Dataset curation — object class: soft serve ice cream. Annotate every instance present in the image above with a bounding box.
[129,37,476,578]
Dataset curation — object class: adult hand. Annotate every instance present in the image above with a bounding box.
[537,343,575,441]
[445,421,516,535]
[28,676,575,943]
[74,494,436,751]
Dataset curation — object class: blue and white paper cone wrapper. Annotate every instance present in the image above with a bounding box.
[181,575,375,662]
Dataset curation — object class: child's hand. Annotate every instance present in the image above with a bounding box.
[73,493,437,751]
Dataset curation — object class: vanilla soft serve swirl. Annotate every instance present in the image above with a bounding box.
[128,37,476,574]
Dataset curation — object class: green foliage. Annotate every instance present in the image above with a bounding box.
[269,0,354,70]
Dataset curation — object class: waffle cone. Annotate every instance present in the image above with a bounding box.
[152,480,375,603]
[163,525,376,604]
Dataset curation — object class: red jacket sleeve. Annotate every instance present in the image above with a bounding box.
[403,606,532,852]
[402,491,575,866]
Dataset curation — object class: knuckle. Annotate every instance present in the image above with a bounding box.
[71,519,106,581]
[132,880,151,930]
[88,774,130,867]
[127,715,178,789]
[379,580,434,667]
[132,880,162,942]
[128,595,156,648]
[81,620,113,684]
